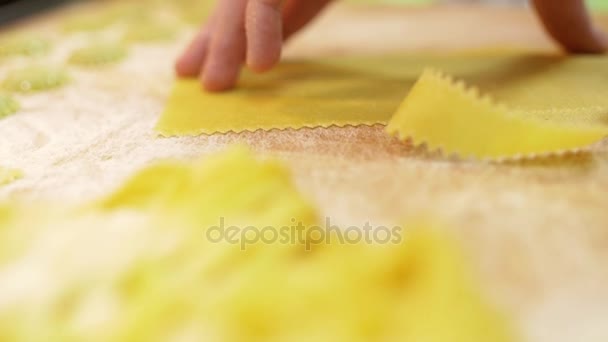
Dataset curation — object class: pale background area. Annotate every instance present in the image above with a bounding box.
[1,2,608,342]
[363,0,607,10]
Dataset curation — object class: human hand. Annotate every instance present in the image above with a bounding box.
[176,0,606,93]
[175,0,333,92]
[533,0,607,53]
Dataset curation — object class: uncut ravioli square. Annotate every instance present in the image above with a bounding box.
[156,61,406,136]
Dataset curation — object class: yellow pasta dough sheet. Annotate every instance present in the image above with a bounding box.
[157,53,608,138]
[387,69,608,160]
[0,147,514,341]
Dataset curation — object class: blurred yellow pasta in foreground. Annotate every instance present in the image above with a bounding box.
[0,147,515,341]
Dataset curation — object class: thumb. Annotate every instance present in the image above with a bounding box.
[533,0,607,53]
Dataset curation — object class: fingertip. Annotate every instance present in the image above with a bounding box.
[247,53,280,73]
[174,28,214,77]
[555,30,608,54]
[532,0,607,54]
[175,56,197,77]
[200,67,240,92]
[202,79,236,92]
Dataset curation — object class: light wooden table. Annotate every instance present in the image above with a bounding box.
[1,3,608,341]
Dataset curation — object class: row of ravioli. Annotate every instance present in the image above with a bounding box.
[0,0,207,119]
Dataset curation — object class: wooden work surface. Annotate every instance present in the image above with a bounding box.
[1,3,608,341]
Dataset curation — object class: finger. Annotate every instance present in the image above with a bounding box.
[532,0,607,53]
[282,0,333,41]
[175,18,216,77]
[202,0,248,92]
[246,0,284,72]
